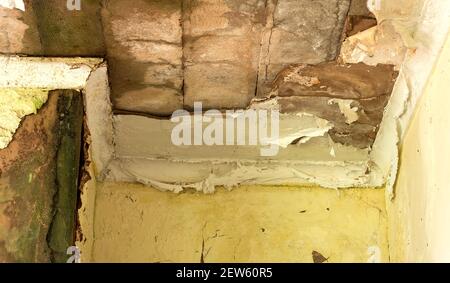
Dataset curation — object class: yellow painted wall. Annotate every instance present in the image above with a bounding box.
[388,30,450,262]
[85,182,388,263]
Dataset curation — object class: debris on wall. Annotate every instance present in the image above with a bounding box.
[340,22,407,68]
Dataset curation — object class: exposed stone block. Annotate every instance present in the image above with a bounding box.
[102,0,184,115]
[103,0,182,44]
[184,63,257,109]
[184,35,259,64]
[108,59,183,90]
[31,0,105,56]
[2,0,357,117]
[109,41,182,65]
[183,0,265,109]
[113,86,183,116]
[257,0,351,97]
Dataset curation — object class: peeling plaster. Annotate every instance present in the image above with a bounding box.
[267,113,333,148]
[0,56,113,181]
[0,88,48,149]
[340,0,426,69]
[283,67,320,87]
[0,55,373,192]
[107,110,369,192]
[367,0,450,198]
[328,99,359,124]
[2,0,449,196]
[107,158,370,193]
[340,23,407,69]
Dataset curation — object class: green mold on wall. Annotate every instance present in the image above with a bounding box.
[0,90,83,263]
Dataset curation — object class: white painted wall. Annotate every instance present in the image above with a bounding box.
[388,28,450,262]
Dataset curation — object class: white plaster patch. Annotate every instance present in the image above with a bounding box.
[83,64,115,179]
[267,114,333,148]
[109,112,369,192]
[0,0,25,11]
[106,158,371,193]
[328,99,359,124]
[0,57,100,89]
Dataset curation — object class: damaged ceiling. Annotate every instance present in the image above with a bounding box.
[1,0,400,147]
[0,0,416,191]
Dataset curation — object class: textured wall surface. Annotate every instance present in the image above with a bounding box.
[0,90,83,263]
[0,2,41,54]
[183,0,265,110]
[89,182,388,263]
[256,0,351,96]
[102,0,184,115]
[31,0,105,56]
[388,29,450,263]
[262,62,398,148]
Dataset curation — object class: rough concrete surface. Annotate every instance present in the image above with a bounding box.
[90,182,388,263]
[0,90,83,263]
